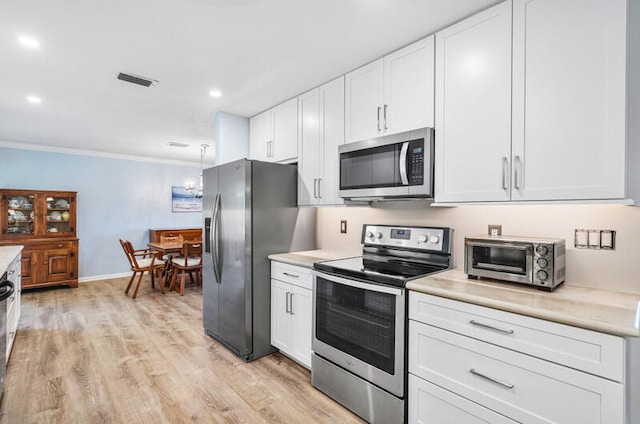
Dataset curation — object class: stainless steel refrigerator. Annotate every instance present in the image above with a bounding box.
[202,159,315,362]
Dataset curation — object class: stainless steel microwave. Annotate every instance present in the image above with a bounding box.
[465,235,566,291]
[338,128,434,200]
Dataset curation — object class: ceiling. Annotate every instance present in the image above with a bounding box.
[0,0,499,165]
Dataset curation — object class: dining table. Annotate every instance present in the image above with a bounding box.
[148,240,185,293]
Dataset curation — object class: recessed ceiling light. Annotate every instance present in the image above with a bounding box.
[209,89,222,98]
[27,96,42,104]
[18,35,40,49]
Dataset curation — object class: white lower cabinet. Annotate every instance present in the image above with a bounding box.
[6,252,21,362]
[270,261,312,368]
[408,292,628,424]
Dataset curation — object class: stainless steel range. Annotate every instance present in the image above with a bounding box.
[311,224,454,424]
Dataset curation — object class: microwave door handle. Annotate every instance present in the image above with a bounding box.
[399,141,409,185]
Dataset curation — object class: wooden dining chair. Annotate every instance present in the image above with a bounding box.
[119,239,165,299]
[168,241,203,296]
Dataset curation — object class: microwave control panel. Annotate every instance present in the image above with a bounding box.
[407,139,425,186]
[362,225,451,253]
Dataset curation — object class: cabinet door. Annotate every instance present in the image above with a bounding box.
[319,76,345,206]
[434,1,513,203]
[249,110,272,162]
[298,88,321,206]
[289,285,312,368]
[511,0,626,201]
[272,98,298,162]
[383,36,435,135]
[44,248,74,283]
[270,279,292,352]
[345,58,384,143]
[4,192,36,238]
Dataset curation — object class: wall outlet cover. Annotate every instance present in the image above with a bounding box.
[340,220,347,234]
[488,225,502,236]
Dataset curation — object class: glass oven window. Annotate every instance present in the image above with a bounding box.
[315,277,396,374]
[340,144,402,190]
[472,245,527,275]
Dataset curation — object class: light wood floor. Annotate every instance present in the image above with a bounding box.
[0,276,364,423]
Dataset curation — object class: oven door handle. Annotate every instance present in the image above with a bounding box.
[311,270,404,296]
[399,141,409,186]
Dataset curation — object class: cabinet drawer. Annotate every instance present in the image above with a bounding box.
[24,240,74,251]
[271,262,312,290]
[409,292,624,381]
[409,375,517,424]
[409,321,624,424]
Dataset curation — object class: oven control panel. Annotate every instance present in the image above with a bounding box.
[362,225,450,252]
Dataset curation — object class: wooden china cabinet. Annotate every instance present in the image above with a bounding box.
[0,189,79,289]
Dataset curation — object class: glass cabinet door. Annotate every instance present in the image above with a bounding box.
[46,195,73,235]
[6,194,35,236]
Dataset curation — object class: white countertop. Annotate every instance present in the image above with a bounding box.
[407,269,640,337]
[0,245,23,275]
[268,250,354,269]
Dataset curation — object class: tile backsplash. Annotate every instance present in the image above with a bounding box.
[316,202,640,295]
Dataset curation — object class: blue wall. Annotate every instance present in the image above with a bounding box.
[0,146,202,280]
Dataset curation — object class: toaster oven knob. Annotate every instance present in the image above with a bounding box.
[535,245,549,256]
[536,257,549,268]
[536,270,549,281]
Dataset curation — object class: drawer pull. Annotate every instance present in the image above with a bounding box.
[283,272,299,278]
[469,320,514,334]
[469,368,514,389]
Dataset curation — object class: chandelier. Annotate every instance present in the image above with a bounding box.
[185,144,209,198]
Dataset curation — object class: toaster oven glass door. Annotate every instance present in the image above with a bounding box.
[468,242,533,283]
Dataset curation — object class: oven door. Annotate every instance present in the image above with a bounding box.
[312,270,405,397]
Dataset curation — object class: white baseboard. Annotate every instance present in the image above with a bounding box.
[79,272,130,283]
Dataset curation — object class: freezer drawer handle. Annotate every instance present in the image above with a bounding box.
[469,320,514,334]
[469,368,514,389]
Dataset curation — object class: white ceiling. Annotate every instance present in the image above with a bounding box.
[0,0,499,164]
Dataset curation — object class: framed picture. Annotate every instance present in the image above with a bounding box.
[171,186,203,212]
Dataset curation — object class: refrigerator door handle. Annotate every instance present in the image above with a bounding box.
[212,193,222,283]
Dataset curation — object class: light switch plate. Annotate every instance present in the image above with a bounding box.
[340,220,347,234]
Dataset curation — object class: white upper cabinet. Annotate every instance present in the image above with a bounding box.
[249,97,298,163]
[435,0,628,203]
[511,0,627,201]
[298,77,345,206]
[345,36,435,144]
[434,1,513,202]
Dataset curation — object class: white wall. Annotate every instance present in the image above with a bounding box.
[214,112,249,165]
[316,202,640,295]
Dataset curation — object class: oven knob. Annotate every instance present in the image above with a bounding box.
[535,245,549,256]
[366,231,374,238]
[429,235,440,244]
[537,257,549,268]
[374,232,382,239]
[418,235,427,243]
[536,270,549,281]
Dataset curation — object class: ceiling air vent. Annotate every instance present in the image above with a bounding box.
[117,72,158,87]
[168,142,190,148]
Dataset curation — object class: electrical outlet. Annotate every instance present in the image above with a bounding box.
[340,220,347,234]
[488,225,502,236]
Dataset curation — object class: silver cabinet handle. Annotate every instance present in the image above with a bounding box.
[313,178,318,199]
[377,106,382,132]
[383,104,388,130]
[290,292,294,315]
[270,140,275,159]
[501,157,509,191]
[469,319,514,334]
[514,155,522,190]
[470,368,514,389]
[318,178,322,199]
[266,141,270,158]
[285,292,290,314]
[283,272,299,278]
